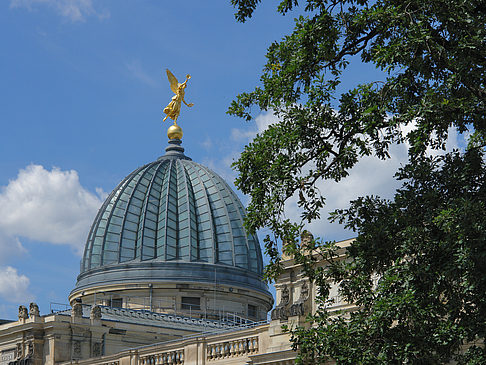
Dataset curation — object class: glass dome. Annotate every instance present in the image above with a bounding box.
[73,139,269,297]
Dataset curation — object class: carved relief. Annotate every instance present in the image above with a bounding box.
[280,285,290,306]
[300,281,309,301]
[289,281,310,317]
[72,302,83,318]
[73,341,81,358]
[16,343,23,359]
[92,342,102,357]
[29,302,40,317]
[271,285,291,321]
[18,305,28,320]
[90,305,102,320]
[289,302,305,316]
[271,306,288,321]
[27,341,34,357]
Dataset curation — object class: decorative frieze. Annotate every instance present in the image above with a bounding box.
[272,281,310,320]
[206,336,258,360]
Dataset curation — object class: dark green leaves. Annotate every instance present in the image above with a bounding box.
[229,0,486,362]
[298,149,486,363]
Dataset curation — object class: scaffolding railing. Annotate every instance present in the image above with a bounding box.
[49,299,259,327]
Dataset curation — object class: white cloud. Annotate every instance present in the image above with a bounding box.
[230,110,278,142]
[219,112,463,242]
[0,164,106,256]
[0,266,33,303]
[125,60,157,87]
[201,137,213,151]
[284,143,409,241]
[10,0,109,22]
[0,233,27,265]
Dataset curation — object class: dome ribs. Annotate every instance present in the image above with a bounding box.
[214,174,251,271]
[83,175,125,271]
[79,155,263,278]
[198,165,236,268]
[89,165,145,269]
[174,160,192,261]
[185,163,216,264]
[161,159,179,261]
[140,161,166,261]
[179,161,200,262]
[226,185,261,274]
[133,165,158,259]
[118,164,155,263]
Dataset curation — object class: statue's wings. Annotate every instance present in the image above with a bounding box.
[166,69,179,94]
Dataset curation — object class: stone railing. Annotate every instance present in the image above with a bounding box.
[139,349,184,364]
[206,336,258,361]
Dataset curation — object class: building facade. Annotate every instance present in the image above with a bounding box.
[0,125,351,364]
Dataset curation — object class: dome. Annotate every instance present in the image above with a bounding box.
[72,139,271,306]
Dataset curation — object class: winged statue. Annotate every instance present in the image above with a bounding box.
[163,69,194,123]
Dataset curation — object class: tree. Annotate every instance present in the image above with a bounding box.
[228,0,485,240]
[294,149,486,363]
[228,0,486,363]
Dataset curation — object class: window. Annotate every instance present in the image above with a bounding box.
[181,297,200,310]
[248,304,257,318]
[110,298,123,308]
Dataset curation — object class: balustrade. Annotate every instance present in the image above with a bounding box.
[206,336,258,360]
[140,349,184,364]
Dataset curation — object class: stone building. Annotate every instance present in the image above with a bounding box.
[0,123,352,364]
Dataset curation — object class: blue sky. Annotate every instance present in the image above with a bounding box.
[0,1,462,320]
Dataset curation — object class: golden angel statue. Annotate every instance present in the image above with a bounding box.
[163,69,194,123]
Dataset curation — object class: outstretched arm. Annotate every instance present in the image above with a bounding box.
[183,98,194,107]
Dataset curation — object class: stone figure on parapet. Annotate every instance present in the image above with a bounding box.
[90,305,102,320]
[29,302,40,317]
[163,69,194,124]
[18,305,28,320]
[72,302,83,318]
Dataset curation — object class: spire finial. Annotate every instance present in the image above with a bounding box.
[167,123,183,140]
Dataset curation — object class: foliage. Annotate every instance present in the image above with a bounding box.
[292,148,486,364]
[228,0,486,363]
[228,0,486,249]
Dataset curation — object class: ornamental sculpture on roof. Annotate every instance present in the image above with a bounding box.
[163,69,194,124]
